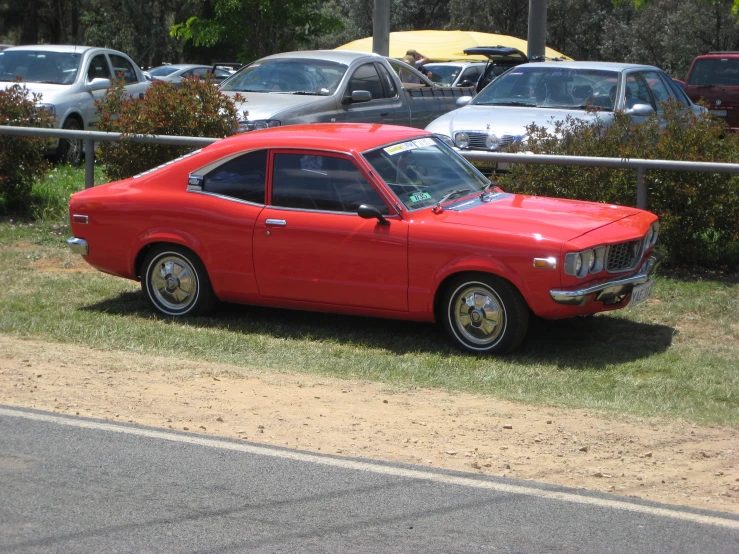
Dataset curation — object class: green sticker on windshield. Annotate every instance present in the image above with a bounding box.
[409,192,432,203]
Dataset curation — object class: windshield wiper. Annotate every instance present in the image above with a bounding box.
[493,101,535,107]
[432,189,471,213]
[290,91,319,95]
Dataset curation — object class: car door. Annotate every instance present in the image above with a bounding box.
[252,151,409,312]
[80,52,114,129]
[107,52,149,99]
[622,71,656,124]
[337,62,406,126]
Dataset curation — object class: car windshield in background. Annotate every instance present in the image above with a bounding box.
[148,66,179,77]
[0,50,82,84]
[687,58,739,86]
[473,66,621,111]
[424,64,462,86]
[220,58,347,95]
[363,137,489,211]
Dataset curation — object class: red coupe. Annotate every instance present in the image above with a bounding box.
[67,123,660,354]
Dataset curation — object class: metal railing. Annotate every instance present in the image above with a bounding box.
[2,125,739,210]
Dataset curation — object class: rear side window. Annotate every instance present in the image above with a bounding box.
[108,53,138,83]
[688,58,739,86]
[202,150,267,204]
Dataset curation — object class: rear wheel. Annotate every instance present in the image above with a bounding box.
[142,246,216,316]
[442,274,529,354]
[56,118,83,166]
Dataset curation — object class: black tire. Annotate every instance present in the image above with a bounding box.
[441,273,529,354]
[56,118,83,166]
[142,245,216,316]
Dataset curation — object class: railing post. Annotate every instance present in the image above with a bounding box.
[636,166,647,210]
[85,137,94,189]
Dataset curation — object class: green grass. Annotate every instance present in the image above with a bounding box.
[1,167,737,427]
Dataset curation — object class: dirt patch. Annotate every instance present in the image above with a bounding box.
[1,334,737,514]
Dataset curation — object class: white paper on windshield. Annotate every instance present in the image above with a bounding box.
[384,137,435,155]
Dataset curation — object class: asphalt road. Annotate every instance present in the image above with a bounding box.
[1,406,738,554]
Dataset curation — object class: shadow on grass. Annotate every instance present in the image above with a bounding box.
[83,290,675,369]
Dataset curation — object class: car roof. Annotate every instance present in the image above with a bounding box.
[215,123,431,154]
[518,60,661,72]
[2,44,98,54]
[151,64,211,71]
[260,50,381,65]
[424,61,486,67]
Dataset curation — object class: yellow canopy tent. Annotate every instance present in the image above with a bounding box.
[335,30,572,62]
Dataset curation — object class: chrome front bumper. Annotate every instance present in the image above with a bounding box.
[550,254,661,306]
[66,237,88,256]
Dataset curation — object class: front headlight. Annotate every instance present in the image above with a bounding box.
[485,134,499,150]
[646,222,659,248]
[38,103,56,116]
[565,246,606,277]
[239,119,281,132]
[454,132,469,149]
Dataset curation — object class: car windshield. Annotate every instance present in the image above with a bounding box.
[688,58,739,87]
[424,64,462,86]
[363,137,489,211]
[0,50,82,84]
[473,66,620,110]
[220,58,347,95]
[148,66,179,77]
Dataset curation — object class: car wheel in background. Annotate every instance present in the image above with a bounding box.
[442,273,529,354]
[142,246,216,316]
[57,118,83,166]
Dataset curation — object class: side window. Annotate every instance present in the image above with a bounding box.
[87,54,111,81]
[347,63,386,100]
[271,153,389,214]
[660,72,691,107]
[202,150,267,204]
[642,70,672,110]
[460,66,481,84]
[377,63,397,98]
[108,53,138,84]
[192,68,210,78]
[624,73,654,109]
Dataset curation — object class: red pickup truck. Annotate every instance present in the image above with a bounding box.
[683,51,739,131]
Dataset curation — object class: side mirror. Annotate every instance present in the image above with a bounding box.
[459,80,473,87]
[456,96,472,108]
[625,103,655,117]
[344,90,372,104]
[357,204,389,225]
[86,78,111,92]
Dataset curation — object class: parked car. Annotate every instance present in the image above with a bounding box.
[0,44,149,165]
[682,51,739,131]
[463,46,530,92]
[66,123,660,354]
[218,50,474,133]
[145,63,232,87]
[426,61,703,173]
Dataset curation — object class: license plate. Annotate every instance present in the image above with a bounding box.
[631,279,654,307]
[473,160,498,170]
[710,109,727,117]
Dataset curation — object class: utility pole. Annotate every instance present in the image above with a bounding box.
[372,0,390,56]
[527,0,548,61]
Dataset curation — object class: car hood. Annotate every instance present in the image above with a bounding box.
[221,90,329,120]
[1,82,70,103]
[429,105,610,137]
[441,192,640,243]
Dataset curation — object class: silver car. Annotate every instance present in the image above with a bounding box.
[0,44,150,165]
[423,61,487,88]
[426,61,704,172]
[145,64,232,87]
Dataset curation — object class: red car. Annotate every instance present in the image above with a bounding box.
[67,124,660,354]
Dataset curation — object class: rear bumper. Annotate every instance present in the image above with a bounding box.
[66,237,88,256]
[550,253,661,306]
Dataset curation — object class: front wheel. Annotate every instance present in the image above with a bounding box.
[442,274,529,354]
[142,246,215,316]
[57,118,83,166]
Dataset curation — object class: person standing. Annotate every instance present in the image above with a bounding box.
[400,49,430,83]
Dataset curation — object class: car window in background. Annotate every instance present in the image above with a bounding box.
[624,73,654,109]
[148,66,178,77]
[660,72,691,106]
[221,59,347,95]
[688,58,739,86]
[271,153,388,213]
[108,53,138,83]
[425,64,461,86]
[202,150,267,204]
[0,50,81,84]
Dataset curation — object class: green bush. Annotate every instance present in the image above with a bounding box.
[0,83,55,216]
[499,103,739,270]
[95,77,242,181]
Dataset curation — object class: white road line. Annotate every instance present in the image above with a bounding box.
[2,406,738,531]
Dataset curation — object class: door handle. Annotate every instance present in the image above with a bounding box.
[380,112,389,116]
[265,219,287,226]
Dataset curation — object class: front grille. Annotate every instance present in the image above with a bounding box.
[466,133,517,151]
[606,239,642,272]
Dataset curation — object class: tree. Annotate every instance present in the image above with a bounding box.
[171,0,343,64]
